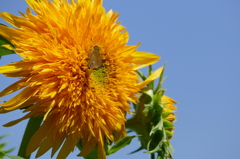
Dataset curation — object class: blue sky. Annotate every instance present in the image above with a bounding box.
[0,0,240,159]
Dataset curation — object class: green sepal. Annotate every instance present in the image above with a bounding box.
[163,120,174,129]
[151,91,164,125]
[107,135,140,155]
[140,87,155,118]
[140,87,154,104]
[132,102,138,111]
[136,70,147,81]
[154,65,165,94]
[162,112,172,119]
[165,130,173,139]
[147,116,165,153]
[156,141,173,159]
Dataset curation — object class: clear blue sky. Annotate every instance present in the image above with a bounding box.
[0,0,240,159]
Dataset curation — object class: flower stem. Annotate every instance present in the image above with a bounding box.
[151,153,155,159]
[18,117,42,159]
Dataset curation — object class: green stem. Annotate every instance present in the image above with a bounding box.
[148,65,154,89]
[18,117,42,159]
[151,153,155,159]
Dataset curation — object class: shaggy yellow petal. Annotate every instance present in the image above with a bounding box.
[57,136,78,159]
[0,12,25,28]
[0,88,36,109]
[0,24,23,41]
[0,79,27,97]
[3,112,33,127]
[132,51,160,70]
[36,138,55,158]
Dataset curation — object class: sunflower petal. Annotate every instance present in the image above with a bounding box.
[57,136,78,159]
[137,66,164,89]
[36,137,55,158]
[26,121,51,156]
[3,112,33,127]
[0,23,22,41]
[0,87,36,109]
[0,12,25,28]
[0,79,27,97]
[132,52,160,70]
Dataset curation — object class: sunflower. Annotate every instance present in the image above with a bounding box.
[0,0,160,159]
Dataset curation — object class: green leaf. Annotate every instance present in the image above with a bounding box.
[153,91,163,110]
[0,134,16,158]
[18,117,42,159]
[0,134,10,140]
[128,146,143,154]
[0,150,25,159]
[0,23,8,27]
[6,154,25,159]
[0,142,7,149]
[0,24,16,58]
[0,35,15,48]
[0,47,16,57]
[107,135,140,155]
[3,147,15,154]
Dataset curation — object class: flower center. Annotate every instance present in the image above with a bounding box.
[89,67,109,90]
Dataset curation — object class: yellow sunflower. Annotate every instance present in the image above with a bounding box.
[0,0,160,159]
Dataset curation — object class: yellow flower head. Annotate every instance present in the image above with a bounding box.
[0,0,159,159]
